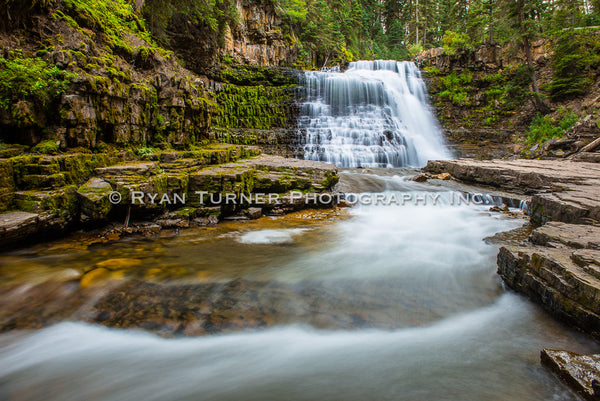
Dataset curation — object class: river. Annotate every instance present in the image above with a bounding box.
[0,60,596,400]
[0,170,595,401]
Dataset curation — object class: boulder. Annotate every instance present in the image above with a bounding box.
[77,178,113,220]
[497,223,600,339]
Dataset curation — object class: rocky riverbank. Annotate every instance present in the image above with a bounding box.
[0,148,339,250]
[425,155,600,396]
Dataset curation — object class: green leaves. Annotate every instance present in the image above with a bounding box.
[549,32,600,101]
[0,53,75,111]
[526,108,578,145]
[442,31,473,55]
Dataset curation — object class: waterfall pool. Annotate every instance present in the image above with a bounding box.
[0,170,595,401]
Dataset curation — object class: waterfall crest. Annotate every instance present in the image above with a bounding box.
[298,60,451,168]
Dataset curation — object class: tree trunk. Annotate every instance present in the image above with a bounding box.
[518,0,549,113]
[415,0,419,45]
[488,0,493,43]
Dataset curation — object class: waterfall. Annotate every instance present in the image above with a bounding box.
[298,60,451,168]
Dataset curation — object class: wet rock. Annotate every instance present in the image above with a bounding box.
[336,199,354,208]
[193,216,219,226]
[412,173,430,182]
[80,267,122,287]
[95,258,143,270]
[159,152,177,163]
[433,172,452,180]
[489,205,509,213]
[246,207,262,219]
[541,349,600,401]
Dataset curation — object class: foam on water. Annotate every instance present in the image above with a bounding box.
[237,228,310,245]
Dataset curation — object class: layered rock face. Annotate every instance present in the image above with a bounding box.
[224,0,296,66]
[0,4,217,149]
[498,223,600,339]
[426,156,600,393]
[425,158,600,225]
[0,0,301,153]
[0,148,339,249]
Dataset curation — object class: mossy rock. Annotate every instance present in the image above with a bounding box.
[31,140,60,155]
[77,177,114,219]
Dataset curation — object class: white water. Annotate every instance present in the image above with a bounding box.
[0,297,579,401]
[0,173,595,401]
[237,228,310,245]
[299,60,451,167]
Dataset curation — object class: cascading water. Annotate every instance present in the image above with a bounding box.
[298,60,451,168]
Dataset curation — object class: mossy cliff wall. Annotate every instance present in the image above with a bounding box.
[0,0,299,153]
[416,37,600,159]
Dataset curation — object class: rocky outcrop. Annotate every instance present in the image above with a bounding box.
[425,159,600,225]
[541,349,600,401]
[0,0,301,152]
[0,147,339,249]
[426,157,600,342]
[498,222,600,338]
[415,39,551,72]
[224,0,296,66]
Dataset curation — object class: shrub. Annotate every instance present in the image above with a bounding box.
[442,31,473,55]
[438,71,473,106]
[526,109,578,145]
[0,52,75,111]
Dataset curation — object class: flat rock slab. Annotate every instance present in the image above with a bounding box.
[0,211,38,231]
[227,155,338,172]
[531,222,600,250]
[541,349,600,401]
[425,159,600,224]
[95,162,158,176]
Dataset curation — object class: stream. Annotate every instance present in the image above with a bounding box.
[0,170,596,401]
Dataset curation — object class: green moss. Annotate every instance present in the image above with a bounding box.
[32,140,60,155]
[321,171,339,188]
[0,52,76,114]
[174,207,197,217]
[214,83,296,130]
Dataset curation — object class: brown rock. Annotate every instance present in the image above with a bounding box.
[425,159,600,224]
[541,349,600,401]
[497,223,600,338]
[246,207,262,219]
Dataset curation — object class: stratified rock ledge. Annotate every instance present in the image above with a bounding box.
[425,159,600,225]
[426,157,600,396]
[497,222,600,338]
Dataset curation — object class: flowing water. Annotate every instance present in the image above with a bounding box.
[0,61,597,400]
[298,60,450,167]
[0,172,596,401]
